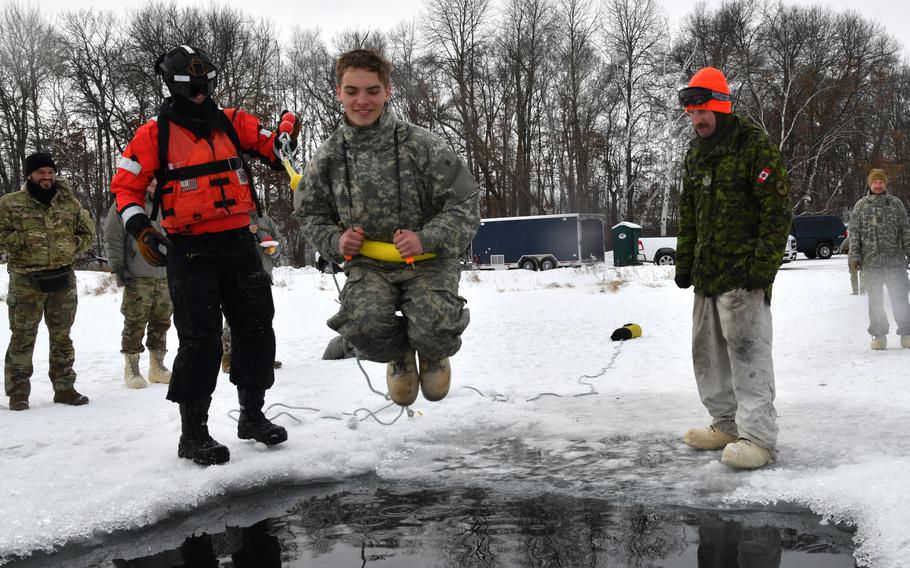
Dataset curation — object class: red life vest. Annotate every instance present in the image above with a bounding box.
[158,124,255,232]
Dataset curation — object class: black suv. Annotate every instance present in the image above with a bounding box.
[791,215,847,259]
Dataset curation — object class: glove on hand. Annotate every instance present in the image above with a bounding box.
[114,268,135,287]
[849,259,862,272]
[137,226,171,267]
[674,273,691,289]
[125,213,172,267]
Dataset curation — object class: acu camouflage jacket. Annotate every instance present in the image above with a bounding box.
[848,192,910,269]
[676,114,792,300]
[294,110,480,266]
[0,177,95,274]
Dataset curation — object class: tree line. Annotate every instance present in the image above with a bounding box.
[0,0,906,265]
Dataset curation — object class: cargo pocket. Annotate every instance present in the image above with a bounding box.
[229,271,274,329]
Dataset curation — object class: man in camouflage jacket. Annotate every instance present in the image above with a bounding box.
[0,152,95,410]
[295,49,480,407]
[104,179,173,388]
[847,168,910,349]
[675,68,792,469]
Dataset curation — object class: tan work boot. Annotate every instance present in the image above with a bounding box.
[901,335,910,349]
[123,353,147,389]
[8,394,29,411]
[386,350,419,406]
[871,335,887,350]
[418,356,451,402]
[148,350,171,384]
[720,438,775,469]
[684,425,736,450]
[221,352,231,374]
[54,388,89,406]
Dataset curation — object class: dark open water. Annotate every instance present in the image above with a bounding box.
[5,475,855,567]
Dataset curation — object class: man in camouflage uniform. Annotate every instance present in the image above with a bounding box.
[0,152,96,410]
[104,179,173,388]
[847,168,910,350]
[295,48,480,406]
[221,210,282,372]
[674,68,792,469]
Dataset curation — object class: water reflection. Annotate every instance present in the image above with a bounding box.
[103,486,853,568]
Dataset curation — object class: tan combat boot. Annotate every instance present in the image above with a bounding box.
[721,439,775,469]
[124,353,147,389]
[684,425,736,450]
[418,356,451,402]
[148,350,171,384]
[901,335,910,349]
[871,336,887,350]
[386,350,419,406]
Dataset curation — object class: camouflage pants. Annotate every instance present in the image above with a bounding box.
[863,266,910,336]
[121,276,173,354]
[328,258,469,363]
[4,271,78,396]
[692,289,778,451]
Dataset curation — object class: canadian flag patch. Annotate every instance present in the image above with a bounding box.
[756,167,772,184]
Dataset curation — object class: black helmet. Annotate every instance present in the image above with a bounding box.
[155,45,218,100]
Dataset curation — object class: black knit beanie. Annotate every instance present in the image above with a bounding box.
[24,152,57,177]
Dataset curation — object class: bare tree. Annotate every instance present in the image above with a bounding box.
[603,0,665,223]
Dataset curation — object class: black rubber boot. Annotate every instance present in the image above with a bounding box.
[178,397,230,466]
[237,388,287,446]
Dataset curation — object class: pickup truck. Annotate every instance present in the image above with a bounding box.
[637,235,798,265]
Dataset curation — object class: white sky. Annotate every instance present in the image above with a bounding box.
[27,0,910,59]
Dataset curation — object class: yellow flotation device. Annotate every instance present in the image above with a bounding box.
[278,137,435,264]
[358,240,436,264]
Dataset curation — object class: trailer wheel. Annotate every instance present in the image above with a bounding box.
[539,258,556,271]
[520,259,538,271]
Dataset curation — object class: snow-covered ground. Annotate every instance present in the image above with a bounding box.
[0,256,907,566]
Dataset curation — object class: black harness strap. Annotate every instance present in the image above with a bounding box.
[149,109,264,221]
[164,157,244,181]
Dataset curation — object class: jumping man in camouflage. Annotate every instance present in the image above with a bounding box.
[295,48,480,406]
[104,179,173,388]
[0,152,96,410]
[847,168,910,350]
[675,68,792,469]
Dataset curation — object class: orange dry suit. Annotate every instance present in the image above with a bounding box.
[111,107,281,235]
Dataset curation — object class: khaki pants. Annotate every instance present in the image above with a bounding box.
[692,289,778,450]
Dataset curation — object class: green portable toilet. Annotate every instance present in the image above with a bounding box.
[611,222,641,267]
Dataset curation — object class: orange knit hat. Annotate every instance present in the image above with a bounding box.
[679,67,732,114]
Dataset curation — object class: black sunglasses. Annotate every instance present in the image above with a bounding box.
[678,87,731,107]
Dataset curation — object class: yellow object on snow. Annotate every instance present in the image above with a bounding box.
[610,323,642,341]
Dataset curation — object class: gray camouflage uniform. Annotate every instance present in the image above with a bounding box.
[295,110,480,363]
[222,211,280,356]
[848,191,910,336]
[0,178,95,397]
[103,198,172,354]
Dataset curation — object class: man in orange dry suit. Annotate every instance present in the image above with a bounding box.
[110,45,298,466]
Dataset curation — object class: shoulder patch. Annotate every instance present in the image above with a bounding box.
[756,167,771,184]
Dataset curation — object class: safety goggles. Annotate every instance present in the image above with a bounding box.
[678,86,732,107]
